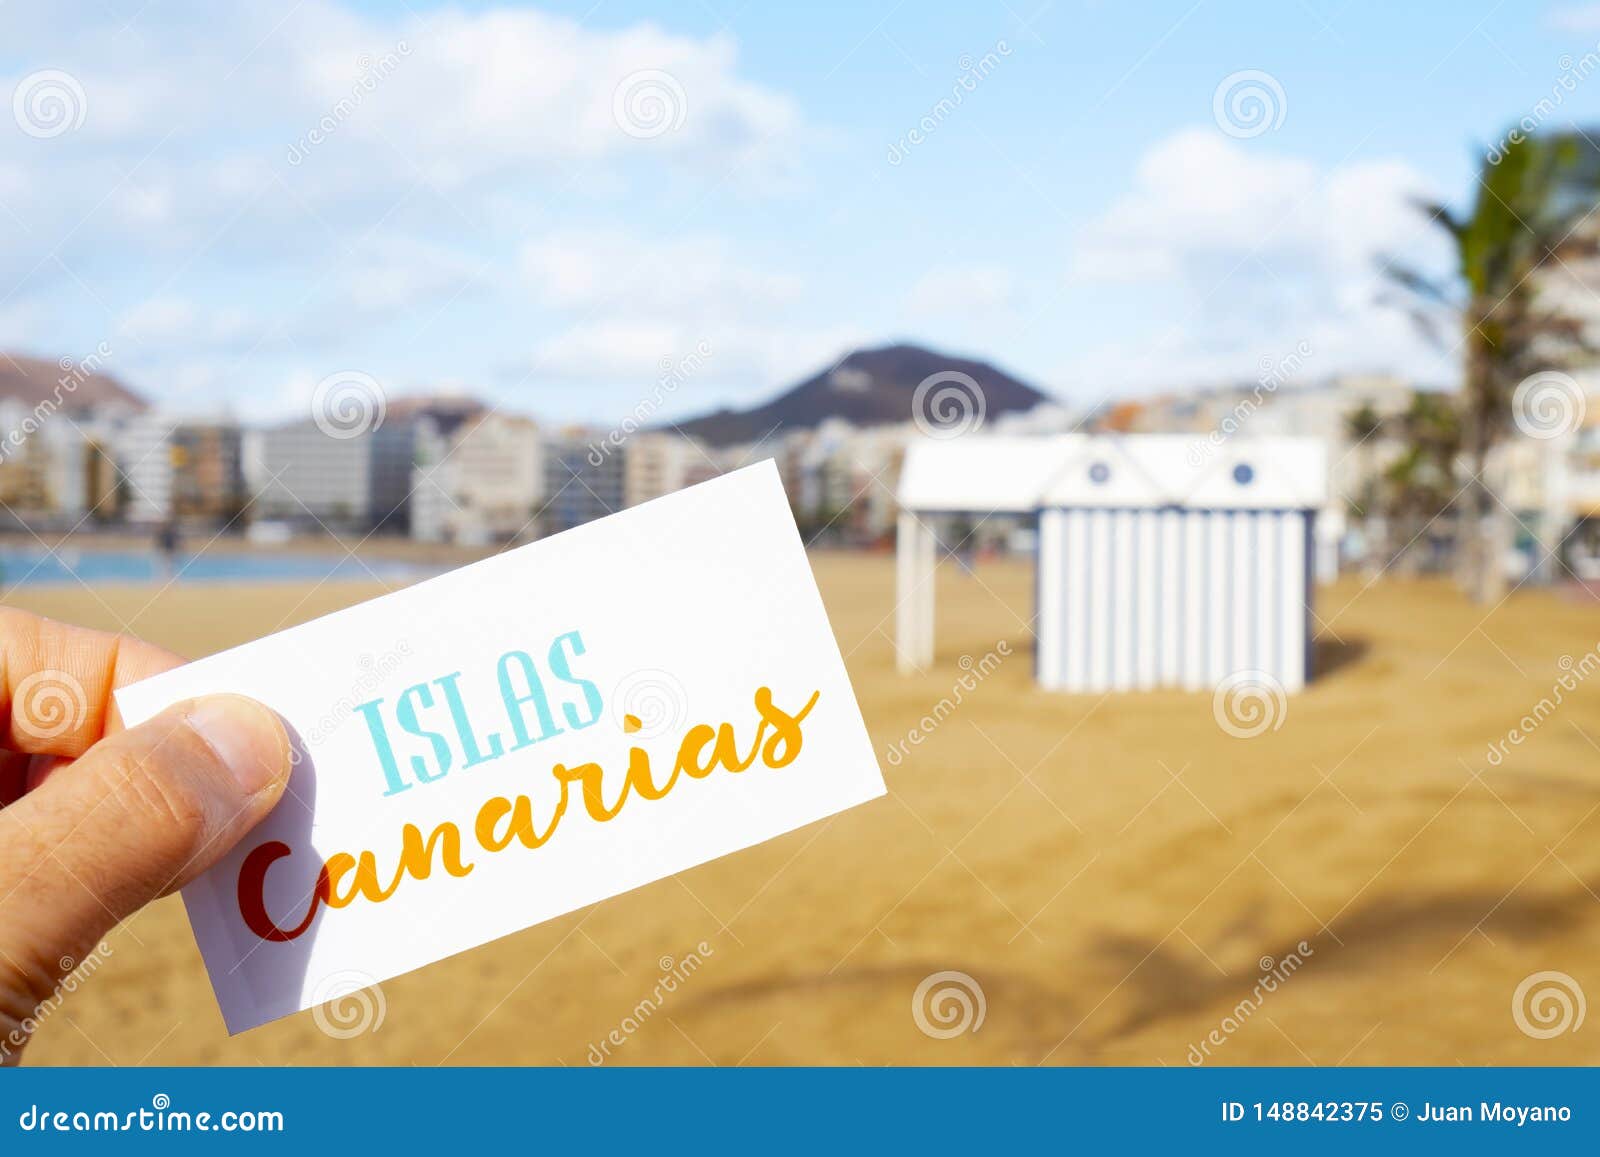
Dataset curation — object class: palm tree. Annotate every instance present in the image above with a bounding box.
[1343,401,1383,523]
[1374,392,1463,574]
[1383,130,1600,601]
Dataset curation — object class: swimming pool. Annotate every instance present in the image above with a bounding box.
[0,547,445,588]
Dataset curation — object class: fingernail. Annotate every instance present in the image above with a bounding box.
[184,695,290,797]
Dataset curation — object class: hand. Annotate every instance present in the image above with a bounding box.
[0,608,292,1064]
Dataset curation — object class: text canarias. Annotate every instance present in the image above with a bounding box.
[237,686,819,942]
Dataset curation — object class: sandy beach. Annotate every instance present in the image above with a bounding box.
[12,553,1600,1066]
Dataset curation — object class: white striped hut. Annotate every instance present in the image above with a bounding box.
[895,434,1329,693]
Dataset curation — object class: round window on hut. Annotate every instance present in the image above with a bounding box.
[1233,463,1255,485]
[1088,461,1111,485]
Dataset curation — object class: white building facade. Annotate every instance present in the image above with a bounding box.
[253,419,416,530]
[412,413,543,545]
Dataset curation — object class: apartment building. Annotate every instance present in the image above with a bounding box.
[412,412,543,545]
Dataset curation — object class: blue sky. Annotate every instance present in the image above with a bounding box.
[4,0,1600,426]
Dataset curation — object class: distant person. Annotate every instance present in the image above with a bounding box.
[947,522,977,576]
[155,520,181,581]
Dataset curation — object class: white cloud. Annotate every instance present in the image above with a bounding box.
[524,318,867,397]
[515,226,843,395]
[5,2,802,169]
[1067,128,1454,389]
[310,10,803,181]
[0,302,49,351]
[331,236,489,319]
[1546,5,1600,31]
[529,319,692,382]
[905,265,1016,316]
[0,0,818,420]
[0,2,809,264]
[521,229,800,312]
[259,368,325,425]
[117,297,261,350]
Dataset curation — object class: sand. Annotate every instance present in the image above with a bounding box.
[11,554,1600,1066]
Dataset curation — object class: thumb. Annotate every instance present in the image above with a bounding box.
[0,694,290,1060]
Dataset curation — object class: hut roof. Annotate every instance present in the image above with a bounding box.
[898,433,1327,513]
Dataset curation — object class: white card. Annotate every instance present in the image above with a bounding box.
[115,460,884,1033]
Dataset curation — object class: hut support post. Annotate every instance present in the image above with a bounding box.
[895,510,935,673]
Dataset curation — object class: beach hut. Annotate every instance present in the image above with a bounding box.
[895,434,1329,693]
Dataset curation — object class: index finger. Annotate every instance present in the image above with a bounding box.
[0,608,185,757]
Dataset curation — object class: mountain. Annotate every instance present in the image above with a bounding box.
[0,354,146,411]
[669,342,1053,447]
